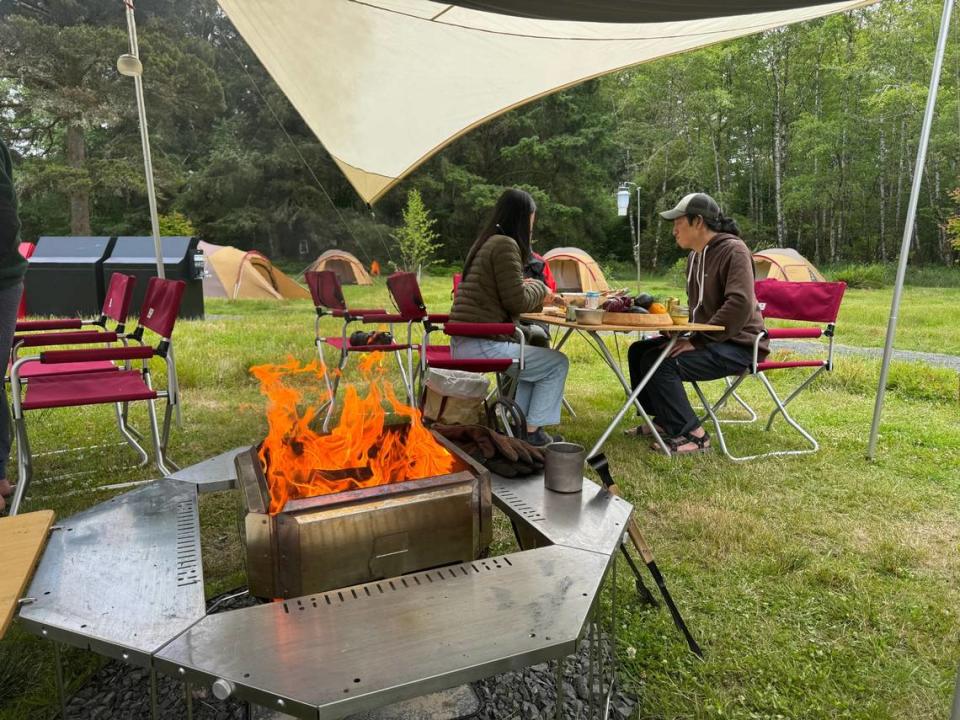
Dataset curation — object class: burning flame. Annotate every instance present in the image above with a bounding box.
[250,353,457,514]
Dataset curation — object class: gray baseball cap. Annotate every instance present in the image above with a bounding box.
[659,193,721,221]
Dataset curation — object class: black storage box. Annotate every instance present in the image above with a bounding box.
[103,236,204,321]
[24,236,117,317]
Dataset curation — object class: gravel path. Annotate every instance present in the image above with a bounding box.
[774,340,960,371]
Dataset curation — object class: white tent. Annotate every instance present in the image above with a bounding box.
[216,0,873,204]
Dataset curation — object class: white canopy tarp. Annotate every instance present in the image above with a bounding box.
[217,0,874,204]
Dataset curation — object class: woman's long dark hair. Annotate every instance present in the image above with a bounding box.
[462,188,537,280]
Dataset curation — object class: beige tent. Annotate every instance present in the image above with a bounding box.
[198,241,310,300]
[543,248,609,293]
[307,249,373,286]
[753,248,825,282]
[217,0,873,204]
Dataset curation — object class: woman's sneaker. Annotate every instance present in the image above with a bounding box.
[527,428,563,447]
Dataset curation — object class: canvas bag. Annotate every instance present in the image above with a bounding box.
[421,368,490,426]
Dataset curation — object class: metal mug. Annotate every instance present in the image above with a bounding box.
[543,442,585,493]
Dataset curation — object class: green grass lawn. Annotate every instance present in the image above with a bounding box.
[1,276,958,719]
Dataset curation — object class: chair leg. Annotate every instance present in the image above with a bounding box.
[394,351,414,406]
[691,381,738,461]
[146,395,172,476]
[8,416,32,516]
[160,401,180,471]
[697,376,756,425]
[764,367,825,431]
[121,401,144,440]
[756,373,819,456]
[114,402,150,467]
[322,372,343,433]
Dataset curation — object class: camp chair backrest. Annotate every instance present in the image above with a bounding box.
[386,272,427,320]
[102,273,137,324]
[138,278,186,338]
[306,270,347,312]
[755,279,846,324]
[452,273,462,295]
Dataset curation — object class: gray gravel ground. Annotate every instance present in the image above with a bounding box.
[775,340,960,371]
[63,588,636,720]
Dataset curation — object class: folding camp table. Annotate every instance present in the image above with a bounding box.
[521,312,723,457]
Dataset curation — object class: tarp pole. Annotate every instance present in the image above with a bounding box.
[867,0,953,459]
[123,1,165,279]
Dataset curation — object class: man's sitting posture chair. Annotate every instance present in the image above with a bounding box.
[7,278,186,515]
[691,279,846,461]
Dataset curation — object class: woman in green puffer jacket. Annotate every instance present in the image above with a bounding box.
[449,189,569,447]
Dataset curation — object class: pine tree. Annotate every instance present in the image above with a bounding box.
[392,189,441,276]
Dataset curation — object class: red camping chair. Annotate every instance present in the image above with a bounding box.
[11,272,137,380]
[305,270,413,430]
[7,278,186,515]
[386,272,526,433]
[690,279,846,461]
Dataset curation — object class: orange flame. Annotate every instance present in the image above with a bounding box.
[250,353,456,514]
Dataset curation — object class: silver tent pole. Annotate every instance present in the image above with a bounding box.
[122,1,165,279]
[867,0,954,459]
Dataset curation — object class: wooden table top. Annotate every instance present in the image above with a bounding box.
[521,312,723,334]
[0,509,55,639]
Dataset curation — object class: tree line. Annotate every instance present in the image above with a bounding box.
[1,0,957,273]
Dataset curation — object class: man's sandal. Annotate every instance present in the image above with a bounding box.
[652,431,711,455]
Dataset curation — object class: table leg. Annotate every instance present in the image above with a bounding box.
[553,326,575,351]
[588,335,678,458]
[554,327,577,417]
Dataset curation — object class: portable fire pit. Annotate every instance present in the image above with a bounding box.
[237,430,492,598]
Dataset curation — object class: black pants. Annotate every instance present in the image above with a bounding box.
[626,337,751,437]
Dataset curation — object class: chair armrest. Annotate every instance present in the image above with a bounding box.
[332,308,387,319]
[15,330,118,348]
[361,314,405,324]
[427,314,450,323]
[767,327,823,340]
[39,346,155,364]
[443,322,516,338]
[16,319,84,331]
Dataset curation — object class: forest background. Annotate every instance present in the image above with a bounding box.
[1,0,959,277]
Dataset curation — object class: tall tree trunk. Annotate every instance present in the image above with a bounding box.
[772,68,787,246]
[895,117,906,237]
[829,213,837,263]
[66,123,91,236]
[878,127,887,262]
[652,148,668,270]
[813,39,823,256]
[711,133,722,199]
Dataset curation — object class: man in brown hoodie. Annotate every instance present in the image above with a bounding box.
[627,193,767,454]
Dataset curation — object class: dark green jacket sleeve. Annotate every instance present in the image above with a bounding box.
[0,138,28,288]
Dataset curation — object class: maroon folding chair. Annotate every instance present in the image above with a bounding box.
[305,270,414,430]
[385,272,527,434]
[8,278,186,515]
[691,279,847,461]
[11,272,137,380]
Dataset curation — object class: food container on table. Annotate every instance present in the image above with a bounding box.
[585,291,601,310]
[565,305,578,322]
[669,306,690,325]
[543,442,585,493]
[574,308,604,326]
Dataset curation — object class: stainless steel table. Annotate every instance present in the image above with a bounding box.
[18,456,631,720]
